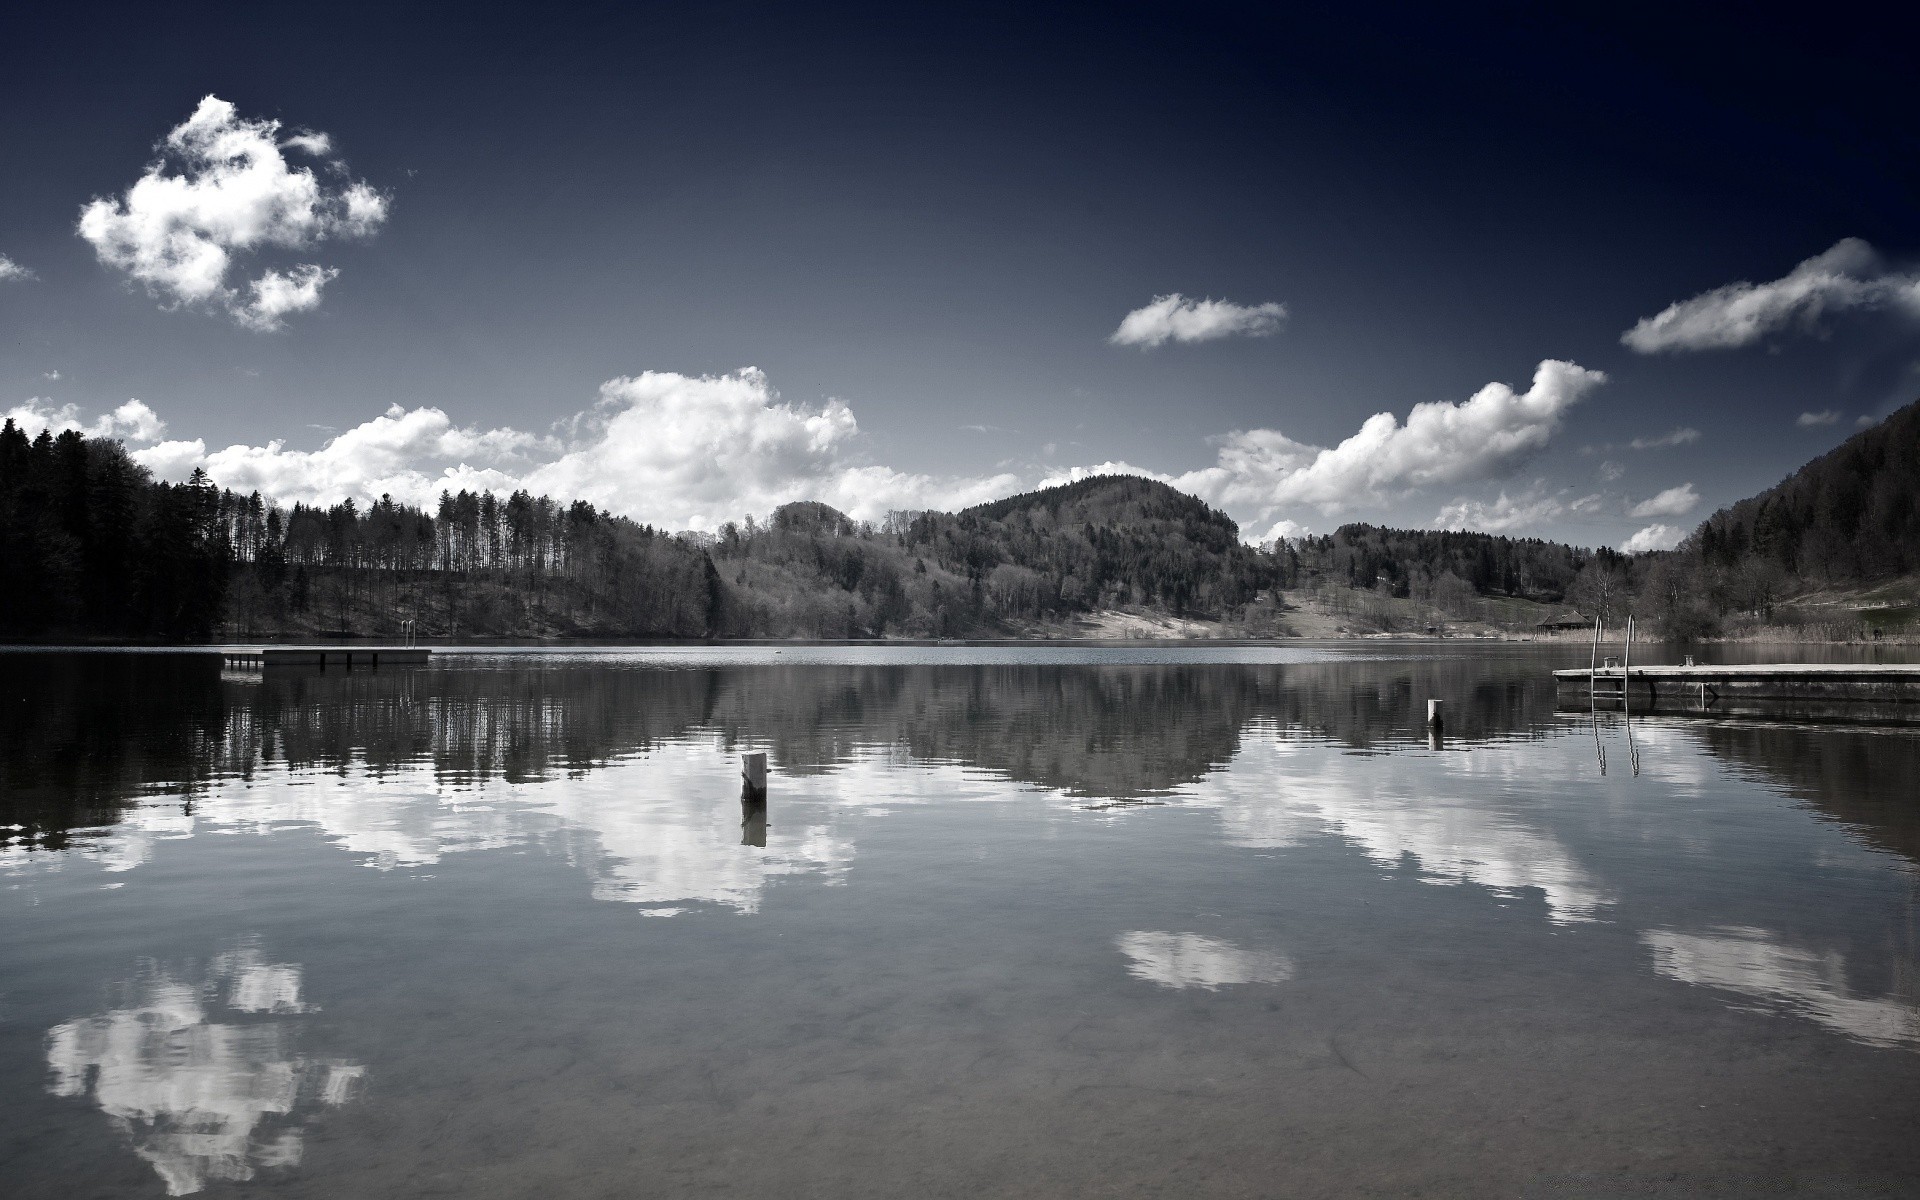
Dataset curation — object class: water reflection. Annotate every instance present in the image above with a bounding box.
[1643,926,1920,1048]
[45,944,362,1196]
[7,647,1920,1195]
[0,650,1587,841]
[1115,931,1294,990]
[1188,734,1612,924]
[741,797,767,848]
[6,648,1920,1055]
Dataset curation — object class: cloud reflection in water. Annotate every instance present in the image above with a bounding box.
[45,944,362,1195]
[1180,733,1613,925]
[1116,931,1295,990]
[1643,926,1920,1049]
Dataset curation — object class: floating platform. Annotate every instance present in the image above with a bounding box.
[1555,664,1920,723]
[220,648,431,670]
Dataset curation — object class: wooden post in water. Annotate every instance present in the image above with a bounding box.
[741,752,768,802]
[1427,699,1444,732]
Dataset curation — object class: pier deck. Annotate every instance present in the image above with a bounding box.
[220,648,431,670]
[1554,663,1920,722]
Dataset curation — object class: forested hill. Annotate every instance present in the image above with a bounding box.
[1293,524,1596,604]
[1,428,1303,641]
[913,476,1267,616]
[1688,397,1920,583]
[33,407,1913,644]
[712,475,1273,636]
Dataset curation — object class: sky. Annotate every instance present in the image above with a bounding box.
[3,2,1918,549]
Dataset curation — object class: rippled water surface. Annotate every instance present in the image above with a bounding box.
[3,643,1919,1197]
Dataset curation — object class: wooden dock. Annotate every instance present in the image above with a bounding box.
[220,648,431,670]
[1555,663,1920,722]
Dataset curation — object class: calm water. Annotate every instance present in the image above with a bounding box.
[3,643,1918,1198]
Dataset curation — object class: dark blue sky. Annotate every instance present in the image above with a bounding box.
[3,2,1916,543]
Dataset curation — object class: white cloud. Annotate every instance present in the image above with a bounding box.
[0,253,35,282]
[1247,517,1309,544]
[1622,238,1920,353]
[1038,458,1175,490]
[4,397,166,442]
[1598,459,1625,482]
[43,370,61,380]
[1171,359,1604,528]
[1108,293,1287,348]
[1628,483,1700,519]
[522,370,1018,527]
[1432,486,1565,533]
[131,438,211,479]
[114,370,1018,528]
[1797,409,1841,427]
[236,263,337,331]
[139,402,554,506]
[77,95,388,331]
[48,361,1598,540]
[1629,426,1700,449]
[1621,523,1683,553]
[1569,493,1605,513]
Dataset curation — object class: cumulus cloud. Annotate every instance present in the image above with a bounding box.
[1622,238,1920,353]
[1797,409,1841,427]
[77,95,387,330]
[1432,486,1565,533]
[1628,483,1700,519]
[1630,426,1700,449]
[42,361,1600,541]
[1621,523,1684,553]
[1108,294,1287,348]
[1036,361,1602,537]
[137,403,556,507]
[521,369,1018,528]
[1171,359,1604,528]
[0,253,35,282]
[1598,460,1626,482]
[4,397,166,442]
[1246,517,1310,544]
[236,264,338,331]
[109,369,1019,530]
[131,438,213,480]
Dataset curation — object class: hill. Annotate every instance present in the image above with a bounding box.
[709,476,1275,638]
[11,404,1918,644]
[1691,398,1920,584]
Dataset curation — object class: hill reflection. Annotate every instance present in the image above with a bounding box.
[4,651,1917,879]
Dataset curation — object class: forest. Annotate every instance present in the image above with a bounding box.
[5,398,1916,643]
[1616,397,1920,639]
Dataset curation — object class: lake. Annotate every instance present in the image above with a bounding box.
[3,643,1919,1197]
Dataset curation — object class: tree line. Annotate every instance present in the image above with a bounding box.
[0,418,1651,642]
[1624,397,1920,638]
[15,401,1912,643]
[0,422,228,638]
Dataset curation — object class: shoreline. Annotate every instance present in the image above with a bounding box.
[6,631,1919,651]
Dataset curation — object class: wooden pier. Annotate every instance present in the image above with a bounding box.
[220,648,431,670]
[1555,664,1920,723]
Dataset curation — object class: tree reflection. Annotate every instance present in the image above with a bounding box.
[6,650,1918,878]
